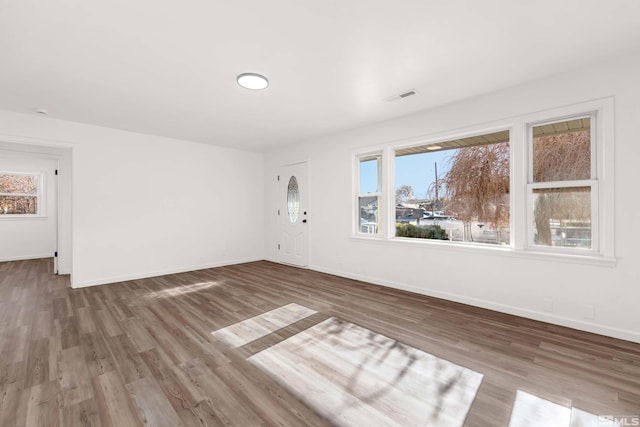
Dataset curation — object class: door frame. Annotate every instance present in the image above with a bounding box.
[278,161,309,267]
[0,136,73,278]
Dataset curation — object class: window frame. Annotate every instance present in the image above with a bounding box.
[351,97,615,265]
[354,151,383,237]
[391,128,513,246]
[526,114,598,253]
[0,171,45,218]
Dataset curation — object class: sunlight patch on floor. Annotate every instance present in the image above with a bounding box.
[211,303,317,348]
[570,408,621,427]
[144,281,222,299]
[508,390,605,427]
[248,317,483,427]
[509,390,571,427]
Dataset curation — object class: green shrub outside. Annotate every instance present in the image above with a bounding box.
[395,223,449,240]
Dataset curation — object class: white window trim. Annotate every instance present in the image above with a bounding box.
[351,97,615,266]
[0,171,46,218]
[354,151,383,237]
[521,100,614,260]
[525,180,598,252]
[392,126,514,245]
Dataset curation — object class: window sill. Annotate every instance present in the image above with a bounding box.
[0,215,47,220]
[350,234,616,267]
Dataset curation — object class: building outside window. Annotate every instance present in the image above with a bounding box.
[356,154,381,235]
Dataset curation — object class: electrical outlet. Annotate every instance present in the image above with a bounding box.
[543,298,554,313]
[583,305,596,320]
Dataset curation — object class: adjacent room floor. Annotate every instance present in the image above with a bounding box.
[0,258,638,426]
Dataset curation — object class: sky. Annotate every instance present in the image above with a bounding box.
[360,149,455,199]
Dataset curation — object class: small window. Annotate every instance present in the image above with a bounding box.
[529,116,595,250]
[0,172,41,216]
[357,154,381,234]
[287,176,300,223]
[394,130,510,244]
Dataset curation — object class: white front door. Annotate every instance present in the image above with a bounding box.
[279,162,308,267]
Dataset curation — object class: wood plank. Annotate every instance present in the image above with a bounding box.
[23,337,50,388]
[0,360,25,391]
[1,258,639,426]
[187,368,264,426]
[76,307,98,335]
[21,380,61,427]
[146,325,194,365]
[127,376,185,427]
[53,296,71,320]
[139,347,201,412]
[0,382,22,427]
[107,334,150,384]
[214,361,329,427]
[30,310,53,340]
[61,398,103,427]
[93,371,142,427]
[80,332,116,378]
[94,308,123,338]
[0,325,30,365]
[58,346,94,407]
[104,298,134,322]
[58,315,81,349]
[121,318,156,353]
[177,399,226,427]
[68,289,87,310]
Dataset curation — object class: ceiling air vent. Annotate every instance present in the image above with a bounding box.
[385,89,418,102]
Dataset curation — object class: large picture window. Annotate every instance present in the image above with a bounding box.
[0,172,42,216]
[394,130,510,245]
[352,99,614,263]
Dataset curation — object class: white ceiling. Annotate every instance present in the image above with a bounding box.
[1,1,640,152]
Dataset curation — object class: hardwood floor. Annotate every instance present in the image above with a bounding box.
[1,258,639,426]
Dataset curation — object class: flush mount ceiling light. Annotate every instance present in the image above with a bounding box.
[237,73,269,90]
[427,145,442,151]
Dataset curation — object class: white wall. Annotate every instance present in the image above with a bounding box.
[264,51,640,343]
[0,110,264,287]
[0,154,57,262]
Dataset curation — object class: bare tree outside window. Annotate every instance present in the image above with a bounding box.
[441,143,510,242]
[0,173,40,215]
[395,184,415,205]
[533,130,590,182]
[393,130,511,244]
[531,121,592,247]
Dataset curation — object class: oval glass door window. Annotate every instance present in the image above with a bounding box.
[287,176,299,223]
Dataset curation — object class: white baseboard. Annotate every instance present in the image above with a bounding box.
[0,254,53,263]
[308,264,640,345]
[71,256,264,289]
